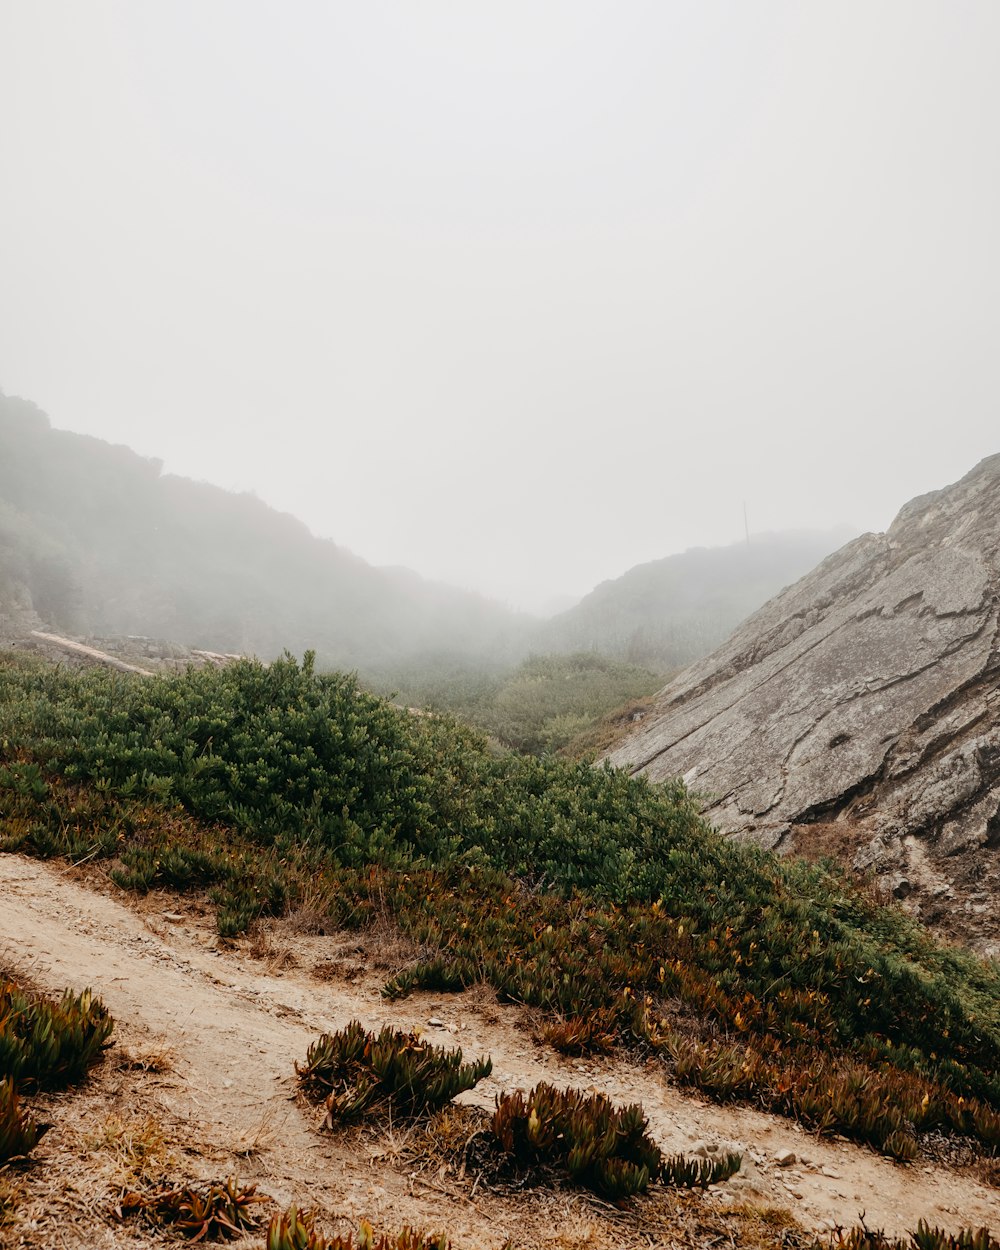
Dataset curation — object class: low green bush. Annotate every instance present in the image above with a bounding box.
[489,1082,663,1200]
[0,980,113,1090]
[297,1021,491,1125]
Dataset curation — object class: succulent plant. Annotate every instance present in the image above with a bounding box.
[817,1220,1000,1250]
[266,1209,450,1250]
[297,1021,491,1126]
[113,1176,266,1240]
[658,1150,742,1187]
[0,1078,46,1162]
[0,980,113,1089]
[490,1082,661,1201]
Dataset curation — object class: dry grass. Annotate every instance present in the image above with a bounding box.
[362,915,427,975]
[0,1167,25,1227]
[283,880,341,936]
[115,1041,175,1075]
[311,958,366,983]
[231,1105,287,1160]
[972,1155,1000,1189]
[308,924,426,982]
[83,1112,173,1179]
[730,1201,807,1245]
[391,1107,487,1180]
[245,922,299,971]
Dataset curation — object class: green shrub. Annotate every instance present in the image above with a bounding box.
[0,1078,45,1162]
[267,1210,449,1250]
[296,1021,491,1125]
[489,1083,662,1200]
[0,981,113,1089]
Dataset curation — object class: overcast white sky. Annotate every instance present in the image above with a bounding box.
[2,2,999,611]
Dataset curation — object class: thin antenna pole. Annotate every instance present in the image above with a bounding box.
[743,502,750,546]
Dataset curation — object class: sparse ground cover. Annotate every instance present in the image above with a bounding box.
[0,854,997,1248]
[293,1022,740,1202]
[0,652,998,1245]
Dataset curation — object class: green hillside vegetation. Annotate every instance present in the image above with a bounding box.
[365,651,663,755]
[538,529,856,670]
[0,392,529,668]
[2,652,999,1171]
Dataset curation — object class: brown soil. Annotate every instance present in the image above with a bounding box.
[0,854,996,1248]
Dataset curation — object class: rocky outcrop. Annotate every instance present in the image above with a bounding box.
[607,455,1000,955]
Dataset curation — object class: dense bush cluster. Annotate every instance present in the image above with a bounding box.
[2,653,999,1165]
[0,652,705,899]
[297,1022,491,1126]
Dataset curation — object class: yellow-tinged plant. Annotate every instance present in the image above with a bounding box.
[266,1209,449,1250]
[296,1021,491,1125]
[0,1079,46,1162]
[490,1082,662,1201]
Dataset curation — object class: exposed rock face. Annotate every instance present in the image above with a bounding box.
[607,455,1000,955]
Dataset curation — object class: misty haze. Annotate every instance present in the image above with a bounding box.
[2,4,1000,1248]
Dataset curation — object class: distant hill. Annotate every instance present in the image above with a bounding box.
[0,391,531,668]
[0,388,857,681]
[537,529,857,671]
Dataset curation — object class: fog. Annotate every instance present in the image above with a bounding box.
[2,2,998,612]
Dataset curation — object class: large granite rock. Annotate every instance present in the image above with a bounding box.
[607,455,1000,955]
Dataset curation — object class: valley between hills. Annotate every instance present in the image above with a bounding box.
[1,396,999,1249]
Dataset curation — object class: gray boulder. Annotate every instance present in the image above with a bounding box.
[606,455,1000,954]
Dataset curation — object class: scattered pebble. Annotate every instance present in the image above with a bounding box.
[775,1149,797,1167]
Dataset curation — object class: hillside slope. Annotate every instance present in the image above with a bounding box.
[538,529,855,671]
[0,391,529,669]
[2,390,860,684]
[607,454,1000,955]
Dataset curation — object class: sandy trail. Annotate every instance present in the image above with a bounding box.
[0,854,996,1247]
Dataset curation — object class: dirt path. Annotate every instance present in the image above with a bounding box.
[0,854,996,1247]
[26,633,156,676]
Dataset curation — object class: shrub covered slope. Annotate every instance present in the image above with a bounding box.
[1,652,999,1165]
